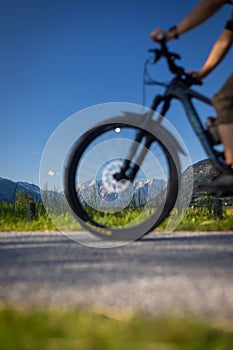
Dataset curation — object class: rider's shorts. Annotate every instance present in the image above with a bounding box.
[212,73,233,124]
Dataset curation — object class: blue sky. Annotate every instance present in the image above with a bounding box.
[1,0,232,185]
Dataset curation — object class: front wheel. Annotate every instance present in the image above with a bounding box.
[64,121,179,242]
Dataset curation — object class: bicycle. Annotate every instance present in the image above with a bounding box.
[64,37,230,241]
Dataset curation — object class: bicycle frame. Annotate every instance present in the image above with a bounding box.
[112,79,224,184]
[147,77,225,172]
[115,41,227,183]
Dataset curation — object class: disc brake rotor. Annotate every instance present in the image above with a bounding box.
[101,159,132,193]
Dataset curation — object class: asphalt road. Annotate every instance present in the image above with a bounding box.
[0,231,232,322]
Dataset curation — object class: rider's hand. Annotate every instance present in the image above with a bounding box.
[150,28,168,42]
[150,28,177,42]
[186,70,203,80]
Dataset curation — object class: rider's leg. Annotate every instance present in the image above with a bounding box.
[199,73,233,194]
[213,72,233,166]
[218,123,233,165]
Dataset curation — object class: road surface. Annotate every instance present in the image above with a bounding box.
[0,231,232,322]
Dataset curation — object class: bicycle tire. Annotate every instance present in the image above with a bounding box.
[64,121,179,241]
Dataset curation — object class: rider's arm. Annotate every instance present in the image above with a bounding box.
[151,0,228,41]
[173,0,228,38]
[197,29,233,79]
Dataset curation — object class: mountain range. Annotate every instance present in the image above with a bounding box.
[0,178,41,203]
[0,159,219,205]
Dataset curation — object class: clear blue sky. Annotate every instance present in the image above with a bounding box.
[1,0,232,185]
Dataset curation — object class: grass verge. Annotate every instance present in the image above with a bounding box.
[0,306,232,350]
[0,200,232,232]
[1,211,232,232]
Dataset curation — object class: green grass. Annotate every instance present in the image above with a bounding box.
[1,210,232,233]
[0,209,232,232]
[0,198,232,232]
[0,306,232,350]
[0,201,56,231]
[160,207,233,232]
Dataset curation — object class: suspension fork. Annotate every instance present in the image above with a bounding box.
[151,95,171,119]
[114,131,155,182]
[114,95,171,183]
[140,95,171,126]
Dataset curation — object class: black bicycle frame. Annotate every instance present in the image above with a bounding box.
[116,78,225,183]
[148,77,225,172]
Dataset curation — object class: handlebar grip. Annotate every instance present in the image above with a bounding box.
[184,74,203,86]
[194,79,203,86]
[156,32,166,42]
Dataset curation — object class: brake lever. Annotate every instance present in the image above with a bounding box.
[154,49,163,63]
[183,74,203,86]
[148,48,163,63]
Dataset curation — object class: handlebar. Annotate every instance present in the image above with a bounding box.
[148,38,203,86]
